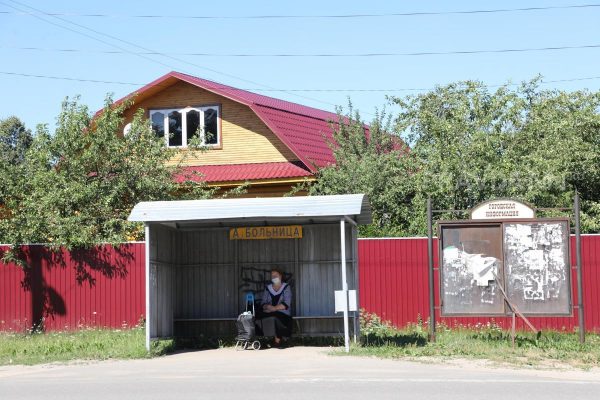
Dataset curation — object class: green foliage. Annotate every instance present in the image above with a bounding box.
[309,79,600,236]
[341,312,600,369]
[0,117,33,224]
[359,310,427,347]
[395,78,600,233]
[305,104,419,236]
[359,309,401,337]
[0,95,225,262]
[0,116,33,165]
[0,326,174,366]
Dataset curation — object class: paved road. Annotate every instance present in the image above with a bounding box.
[1,347,599,400]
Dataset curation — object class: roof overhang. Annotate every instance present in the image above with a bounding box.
[128,194,372,228]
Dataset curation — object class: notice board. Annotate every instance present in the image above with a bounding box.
[439,219,571,316]
[503,222,571,315]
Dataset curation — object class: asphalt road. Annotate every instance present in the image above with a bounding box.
[1,347,599,400]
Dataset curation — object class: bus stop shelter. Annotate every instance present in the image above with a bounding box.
[128,194,372,351]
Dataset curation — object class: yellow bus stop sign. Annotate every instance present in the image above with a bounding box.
[229,225,302,240]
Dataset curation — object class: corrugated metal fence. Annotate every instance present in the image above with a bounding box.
[358,235,600,332]
[1,236,599,332]
[0,244,145,331]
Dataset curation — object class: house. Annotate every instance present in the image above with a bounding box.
[115,71,343,197]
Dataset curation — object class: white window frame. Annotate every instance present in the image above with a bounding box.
[149,105,221,148]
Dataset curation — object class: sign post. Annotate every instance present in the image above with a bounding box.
[427,197,436,342]
[574,192,585,343]
[339,219,350,353]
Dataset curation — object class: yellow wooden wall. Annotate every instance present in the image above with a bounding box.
[215,182,310,198]
[122,81,299,167]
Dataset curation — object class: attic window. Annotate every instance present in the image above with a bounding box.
[149,106,220,148]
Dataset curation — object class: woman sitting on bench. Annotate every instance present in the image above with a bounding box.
[256,268,293,347]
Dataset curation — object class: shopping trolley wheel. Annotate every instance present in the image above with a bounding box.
[252,340,261,350]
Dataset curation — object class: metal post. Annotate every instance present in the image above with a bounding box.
[144,224,151,351]
[427,197,436,342]
[352,225,360,344]
[511,312,516,349]
[574,192,585,343]
[340,219,350,353]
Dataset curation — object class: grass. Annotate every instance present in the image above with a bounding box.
[3,312,599,369]
[334,311,600,370]
[0,324,346,366]
[0,326,175,366]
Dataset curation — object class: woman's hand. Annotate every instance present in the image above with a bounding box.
[263,304,275,313]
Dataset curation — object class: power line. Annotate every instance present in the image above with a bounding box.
[1,4,599,19]
[0,2,176,71]
[544,76,600,84]
[3,44,600,57]
[0,71,140,85]
[2,71,600,92]
[0,1,266,88]
[0,0,340,110]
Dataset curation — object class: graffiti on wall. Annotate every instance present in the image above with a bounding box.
[238,266,294,301]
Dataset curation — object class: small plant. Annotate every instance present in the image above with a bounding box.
[343,311,600,369]
[359,310,427,348]
[360,309,398,336]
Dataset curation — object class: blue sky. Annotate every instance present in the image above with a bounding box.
[1,0,599,131]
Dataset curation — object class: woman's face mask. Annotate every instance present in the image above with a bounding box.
[271,277,281,285]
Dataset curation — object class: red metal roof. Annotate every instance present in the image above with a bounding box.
[174,162,313,183]
[115,71,343,171]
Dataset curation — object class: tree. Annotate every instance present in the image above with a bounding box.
[0,116,33,222]
[394,78,600,234]
[306,78,600,237]
[0,116,33,165]
[304,106,418,236]
[0,95,221,264]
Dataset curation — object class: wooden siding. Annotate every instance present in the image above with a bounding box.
[211,179,312,198]
[123,81,300,167]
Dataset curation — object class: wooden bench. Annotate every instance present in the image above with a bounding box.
[174,317,236,322]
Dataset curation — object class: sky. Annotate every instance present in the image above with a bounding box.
[1,0,599,131]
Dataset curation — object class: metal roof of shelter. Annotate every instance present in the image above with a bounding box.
[128,194,371,226]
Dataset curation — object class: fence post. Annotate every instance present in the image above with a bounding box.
[574,192,585,343]
[427,197,436,342]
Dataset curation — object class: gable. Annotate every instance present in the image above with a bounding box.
[122,80,301,167]
[114,72,345,173]
[173,72,340,170]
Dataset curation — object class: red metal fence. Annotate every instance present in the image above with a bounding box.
[359,235,600,333]
[1,236,599,333]
[0,244,145,331]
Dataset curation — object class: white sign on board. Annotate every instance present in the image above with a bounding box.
[471,199,535,220]
[335,290,358,313]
